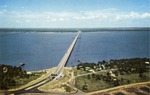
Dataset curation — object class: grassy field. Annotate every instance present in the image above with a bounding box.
[118,72,150,83]
[75,75,113,92]
[75,71,150,92]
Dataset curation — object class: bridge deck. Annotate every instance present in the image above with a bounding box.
[51,31,81,78]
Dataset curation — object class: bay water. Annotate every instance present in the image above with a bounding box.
[0,31,149,71]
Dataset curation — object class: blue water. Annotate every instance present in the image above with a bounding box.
[0,31,149,70]
[68,31,150,66]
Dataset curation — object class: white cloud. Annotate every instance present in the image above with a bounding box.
[59,18,64,21]
[26,20,30,23]
[7,10,150,21]
[16,20,20,23]
[115,12,150,21]
[141,12,150,18]
[0,9,149,27]
[51,18,57,22]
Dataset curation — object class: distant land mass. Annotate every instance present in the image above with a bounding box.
[0,27,149,32]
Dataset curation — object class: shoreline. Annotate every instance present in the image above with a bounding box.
[0,27,149,32]
[27,68,51,73]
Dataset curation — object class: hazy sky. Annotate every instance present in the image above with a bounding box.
[0,0,149,28]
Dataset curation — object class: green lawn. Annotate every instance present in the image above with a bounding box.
[75,72,150,92]
[118,72,150,84]
[75,76,113,92]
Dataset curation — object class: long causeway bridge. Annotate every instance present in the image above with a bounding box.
[50,31,81,79]
[5,31,81,95]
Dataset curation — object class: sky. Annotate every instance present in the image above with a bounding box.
[0,0,149,28]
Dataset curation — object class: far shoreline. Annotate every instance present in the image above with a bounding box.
[0,27,149,32]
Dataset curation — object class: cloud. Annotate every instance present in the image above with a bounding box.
[115,12,150,21]
[26,20,30,23]
[4,10,150,21]
[16,20,20,23]
[0,9,149,27]
[141,12,150,18]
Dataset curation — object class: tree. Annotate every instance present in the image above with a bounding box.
[77,65,80,70]
[92,73,95,78]
[65,86,71,92]
[139,72,143,78]
[87,74,91,79]
[113,79,120,86]
[0,64,28,89]
[82,82,88,90]
[114,70,119,76]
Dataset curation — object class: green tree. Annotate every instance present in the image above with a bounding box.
[87,74,91,79]
[65,86,71,92]
[82,82,88,90]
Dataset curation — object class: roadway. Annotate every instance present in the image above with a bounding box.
[52,31,81,77]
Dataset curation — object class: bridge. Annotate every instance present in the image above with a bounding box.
[5,31,81,95]
[50,31,81,79]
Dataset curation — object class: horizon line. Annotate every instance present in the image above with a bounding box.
[0,27,149,32]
